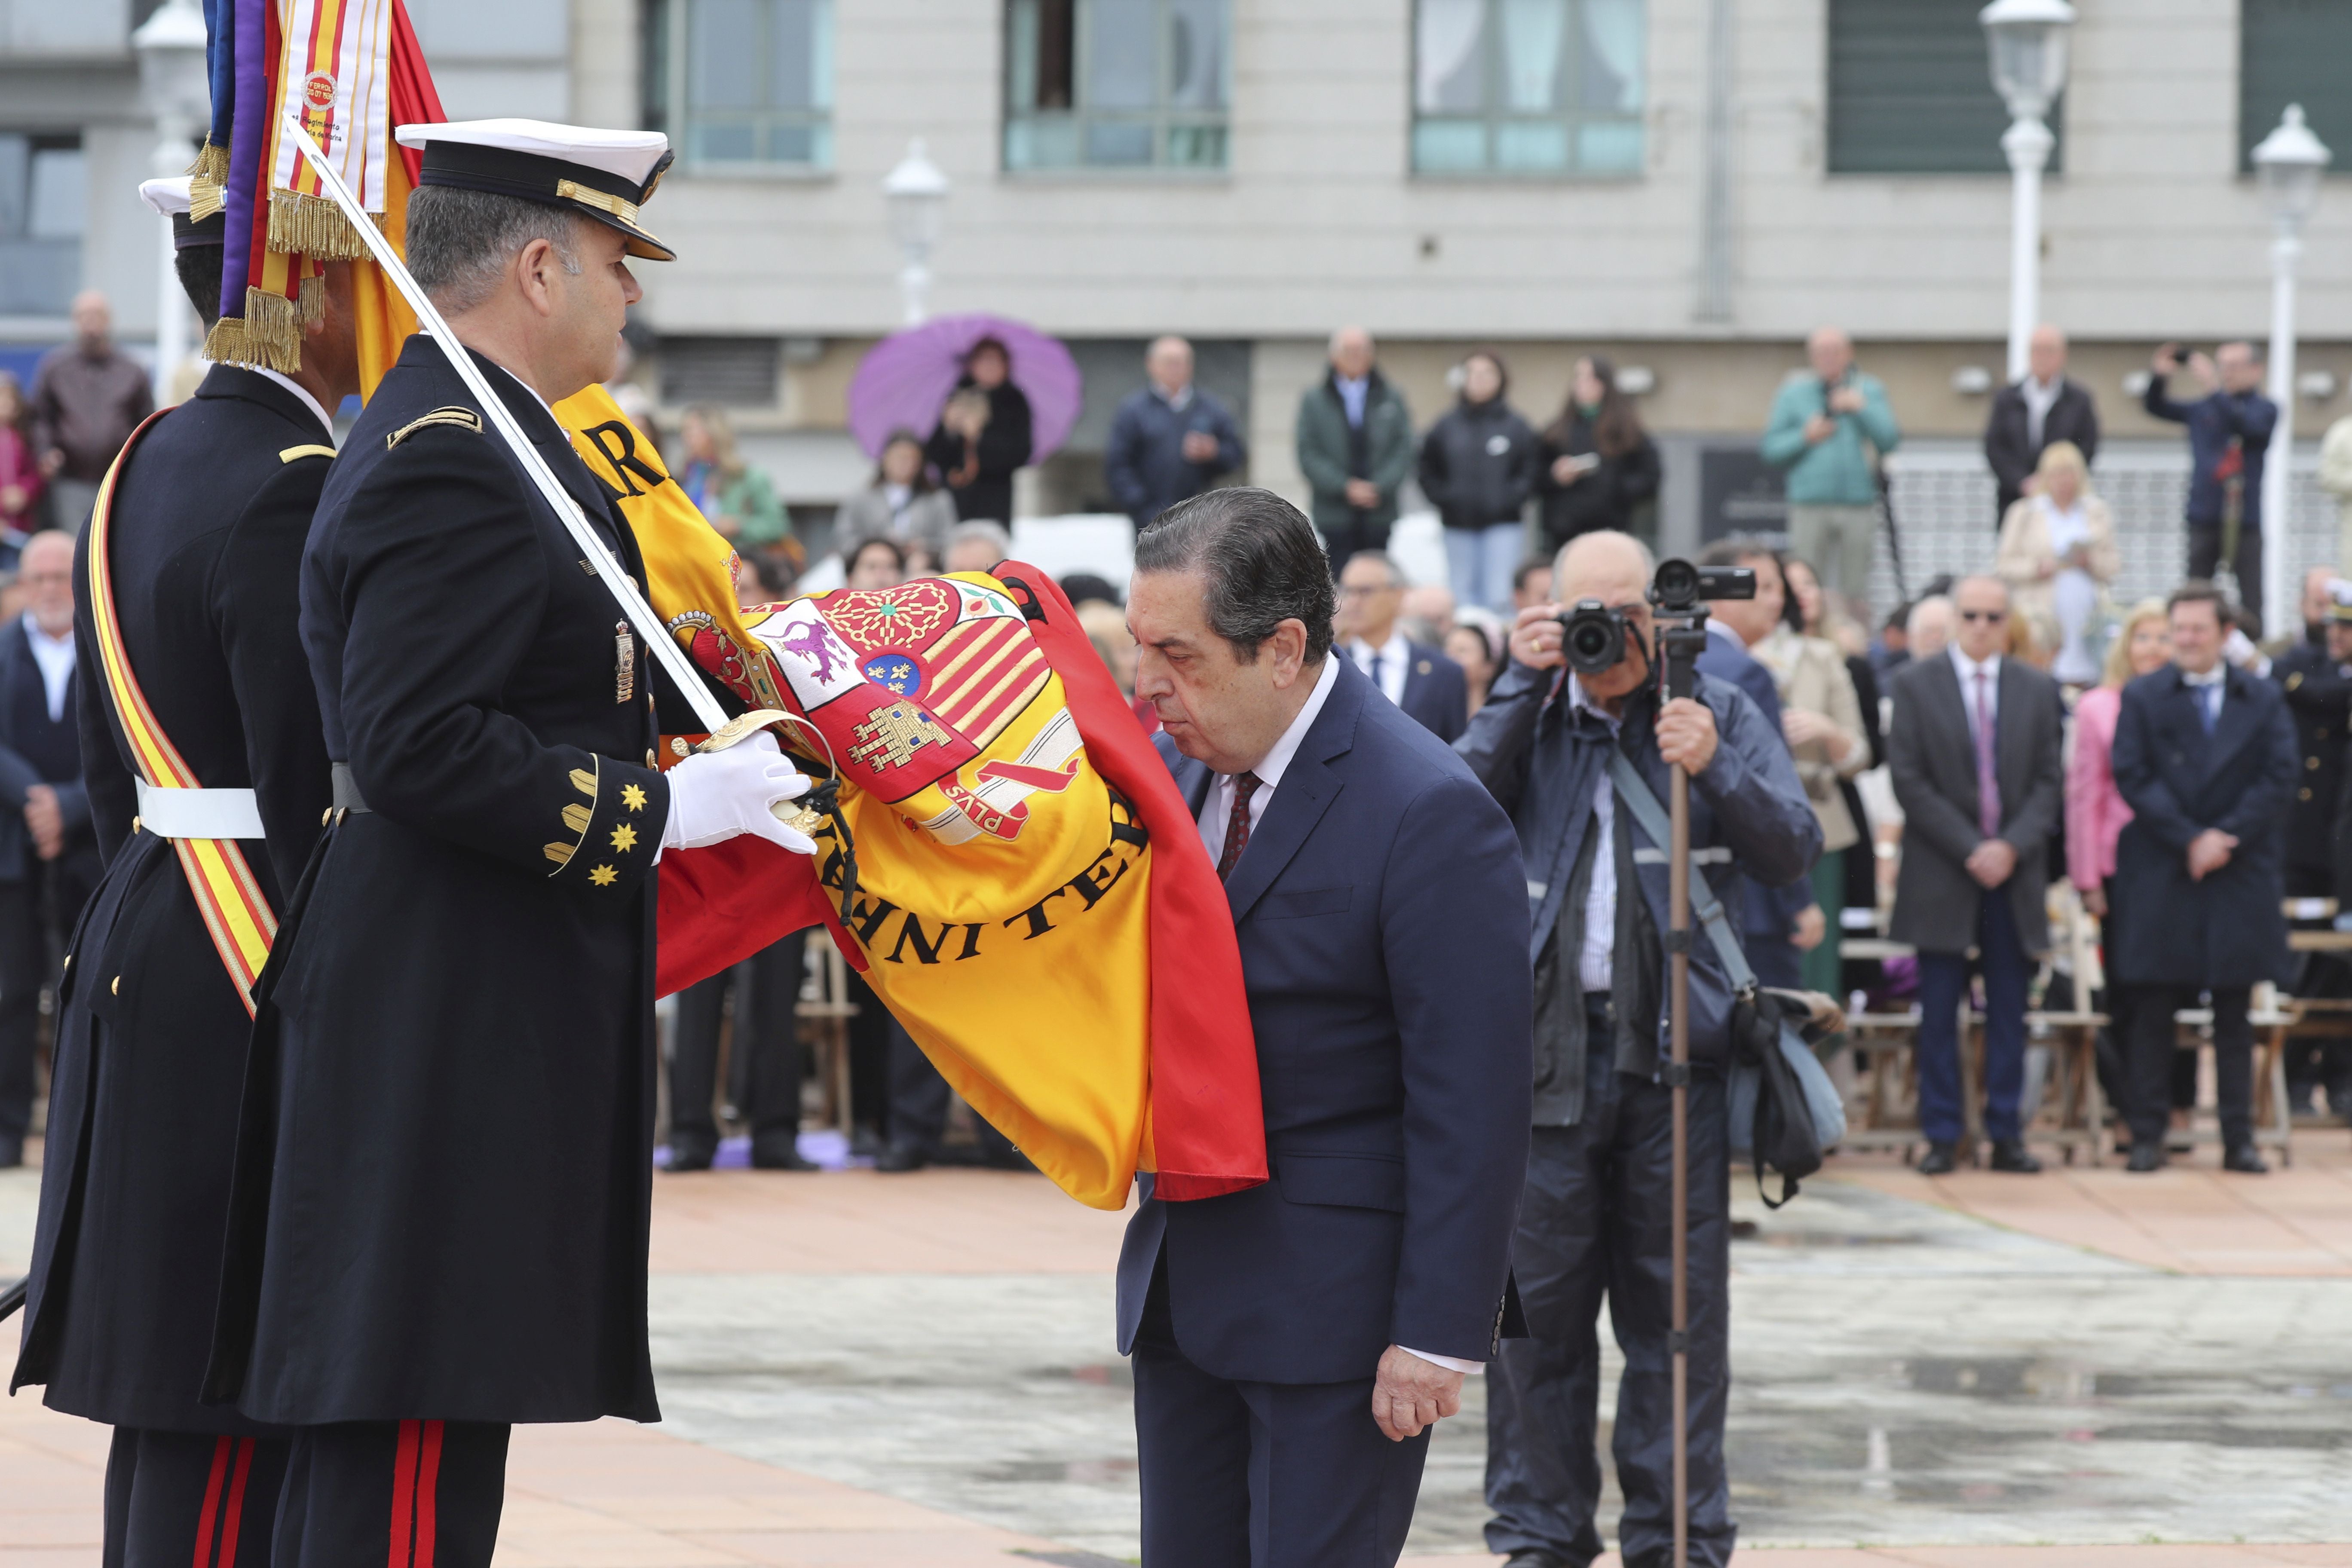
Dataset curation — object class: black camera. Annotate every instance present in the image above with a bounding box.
[1557,560,1755,676]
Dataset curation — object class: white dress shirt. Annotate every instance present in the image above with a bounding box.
[1565,677,1620,994]
[23,613,74,721]
[254,368,337,438]
[2021,373,2063,451]
[1191,653,1480,1376]
[1345,632,1412,709]
[2181,660,2226,727]
[1334,373,1370,429]
[1950,644,2002,740]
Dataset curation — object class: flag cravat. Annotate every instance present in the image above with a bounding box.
[1217,772,1262,881]
[1974,670,2001,839]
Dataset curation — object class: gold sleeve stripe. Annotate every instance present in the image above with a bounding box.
[386,407,484,449]
[569,768,597,797]
[279,443,337,463]
[561,803,592,834]
[544,841,575,867]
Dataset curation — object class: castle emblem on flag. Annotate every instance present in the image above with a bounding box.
[849,702,948,772]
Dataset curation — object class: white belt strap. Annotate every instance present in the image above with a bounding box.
[135,778,266,840]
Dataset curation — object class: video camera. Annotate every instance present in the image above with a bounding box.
[1559,559,1756,695]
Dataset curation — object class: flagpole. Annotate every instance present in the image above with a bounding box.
[279,113,734,738]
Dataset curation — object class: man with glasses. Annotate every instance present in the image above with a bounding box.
[1335,550,1468,741]
[1886,576,2064,1175]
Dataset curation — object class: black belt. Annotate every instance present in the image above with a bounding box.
[1584,993,1616,1027]
[330,762,372,814]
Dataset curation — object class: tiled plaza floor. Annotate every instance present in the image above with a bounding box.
[8,1132,2352,1565]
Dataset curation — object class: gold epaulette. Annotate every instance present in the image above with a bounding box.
[386,406,484,449]
[279,444,337,463]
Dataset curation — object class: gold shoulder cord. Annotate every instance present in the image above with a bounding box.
[386,407,485,450]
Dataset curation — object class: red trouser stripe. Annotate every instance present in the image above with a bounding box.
[214,1440,256,1568]
[387,1421,421,1568]
[192,1436,232,1568]
[413,1422,444,1568]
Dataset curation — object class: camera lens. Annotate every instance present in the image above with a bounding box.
[1567,619,1614,663]
[1652,559,1697,606]
[1561,601,1626,674]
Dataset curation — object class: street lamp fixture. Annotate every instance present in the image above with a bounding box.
[133,0,210,400]
[882,139,949,327]
[1980,0,2075,384]
[2253,103,2332,628]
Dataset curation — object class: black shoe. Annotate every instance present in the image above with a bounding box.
[874,1138,931,1173]
[2125,1141,2167,1173]
[750,1136,818,1171]
[1988,1139,2042,1174]
[2223,1143,2270,1174]
[664,1136,717,1173]
[849,1123,885,1159]
[1916,1142,1957,1176]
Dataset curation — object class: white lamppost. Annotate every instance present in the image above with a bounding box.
[882,139,949,326]
[1980,0,2076,384]
[2253,103,2331,628]
[133,0,210,401]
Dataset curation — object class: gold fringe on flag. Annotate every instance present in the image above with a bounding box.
[267,188,372,261]
[205,287,306,373]
[202,314,252,367]
[187,141,230,222]
[295,270,325,328]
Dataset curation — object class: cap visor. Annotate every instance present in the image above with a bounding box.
[576,208,675,262]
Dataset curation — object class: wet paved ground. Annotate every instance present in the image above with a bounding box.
[9,1143,2352,1564]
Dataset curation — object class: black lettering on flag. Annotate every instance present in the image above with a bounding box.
[582,420,668,497]
[1006,886,1069,940]
[846,891,900,945]
[956,923,985,960]
[886,913,956,965]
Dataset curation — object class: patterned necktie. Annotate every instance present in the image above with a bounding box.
[1217,772,1262,882]
[1974,670,2002,839]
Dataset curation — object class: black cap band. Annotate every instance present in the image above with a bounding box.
[417,140,646,207]
[172,211,227,251]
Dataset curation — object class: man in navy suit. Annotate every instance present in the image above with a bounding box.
[2111,582,2297,1172]
[0,530,98,1167]
[1462,530,1819,1568]
[1335,550,1470,741]
[1118,489,1531,1566]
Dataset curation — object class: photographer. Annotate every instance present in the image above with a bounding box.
[2145,341,2278,629]
[1459,530,1820,1568]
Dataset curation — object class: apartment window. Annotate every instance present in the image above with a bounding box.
[1412,0,1645,177]
[1826,0,2060,174]
[2242,0,2352,171]
[1004,0,1230,172]
[0,135,83,318]
[646,0,833,170]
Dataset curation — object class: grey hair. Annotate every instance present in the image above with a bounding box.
[1552,528,1654,585]
[946,519,1013,553]
[404,186,584,314]
[1135,487,1335,664]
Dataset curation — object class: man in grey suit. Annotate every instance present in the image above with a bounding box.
[1887,575,2064,1175]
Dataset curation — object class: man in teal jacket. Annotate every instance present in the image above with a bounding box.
[1296,326,1415,567]
[1760,326,1900,605]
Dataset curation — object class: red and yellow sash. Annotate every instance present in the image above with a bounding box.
[86,413,279,1016]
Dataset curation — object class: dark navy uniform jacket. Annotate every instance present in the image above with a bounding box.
[1114,656,1532,1384]
[206,335,677,1426]
[12,365,334,1434]
[2270,634,2351,885]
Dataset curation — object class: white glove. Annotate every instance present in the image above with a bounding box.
[657,731,817,856]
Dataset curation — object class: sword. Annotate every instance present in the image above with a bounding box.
[278,116,814,814]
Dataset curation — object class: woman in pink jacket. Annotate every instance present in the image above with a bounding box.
[2069,600,2186,1132]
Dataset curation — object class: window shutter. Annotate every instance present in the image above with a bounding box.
[2242,0,2352,172]
[1827,0,2062,175]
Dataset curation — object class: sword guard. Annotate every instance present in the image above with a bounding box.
[697,708,792,753]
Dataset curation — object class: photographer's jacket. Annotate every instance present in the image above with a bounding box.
[1457,659,1819,1124]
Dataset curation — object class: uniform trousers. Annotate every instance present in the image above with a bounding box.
[102,1427,289,1568]
[1914,882,2030,1147]
[2128,986,2254,1151]
[1317,518,1390,575]
[1131,1258,1430,1568]
[0,851,98,1153]
[272,1420,509,1568]
[1485,1045,1735,1568]
[669,929,808,1161]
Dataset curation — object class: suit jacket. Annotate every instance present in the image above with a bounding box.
[206,337,677,1426]
[0,617,93,883]
[1983,377,2101,517]
[12,364,332,1434]
[1398,642,1469,743]
[1114,658,1532,1384]
[2110,664,2296,988]
[1886,652,2065,956]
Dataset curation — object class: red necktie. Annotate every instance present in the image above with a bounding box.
[1217,772,1262,881]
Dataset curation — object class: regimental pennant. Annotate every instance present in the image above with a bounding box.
[921,616,1050,750]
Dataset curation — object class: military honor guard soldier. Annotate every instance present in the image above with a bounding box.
[9,175,355,1566]
[198,122,816,1568]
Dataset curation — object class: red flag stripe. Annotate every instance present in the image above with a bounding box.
[214,1439,256,1568]
[413,1422,443,1568]
[386,1420,419,1568]
[192,1436,231,1568]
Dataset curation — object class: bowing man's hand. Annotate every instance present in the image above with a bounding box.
[1371,1345,1464,1442]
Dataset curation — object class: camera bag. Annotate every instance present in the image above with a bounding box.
[1605,753,1845,1207]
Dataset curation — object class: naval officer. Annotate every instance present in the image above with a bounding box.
[10,175,352,1568]
[202,122,813,1567]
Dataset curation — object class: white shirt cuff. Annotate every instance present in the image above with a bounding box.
[1398,1346,1484,1375]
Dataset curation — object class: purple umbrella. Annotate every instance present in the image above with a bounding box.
[846,313,1084,462]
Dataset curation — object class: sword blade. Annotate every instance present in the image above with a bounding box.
[278,113,732,736]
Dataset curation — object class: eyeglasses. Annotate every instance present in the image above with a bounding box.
[1337,584,1398,600]
[1959,609,2007,624]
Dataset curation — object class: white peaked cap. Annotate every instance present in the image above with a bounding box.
[140,175,196,218]
[395,119,670,189]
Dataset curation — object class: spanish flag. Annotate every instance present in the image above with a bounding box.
[554,387,1266,1213]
